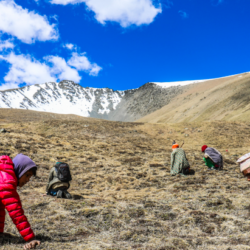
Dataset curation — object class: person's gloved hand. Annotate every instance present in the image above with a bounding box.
[23,240,41,249]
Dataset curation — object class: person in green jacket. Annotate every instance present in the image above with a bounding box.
[46,162,72,199]
[170,143,190,176]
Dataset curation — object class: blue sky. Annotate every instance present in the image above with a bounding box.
[0,0,250,91]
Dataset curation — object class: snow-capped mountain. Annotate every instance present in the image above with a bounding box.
[0,81,124,118]
[0,79,198,121]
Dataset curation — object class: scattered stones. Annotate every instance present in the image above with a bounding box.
[0,128,7,133]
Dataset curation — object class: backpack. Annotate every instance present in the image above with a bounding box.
[54,162,72,182]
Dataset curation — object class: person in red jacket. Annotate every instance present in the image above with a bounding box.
[0,154,41,249]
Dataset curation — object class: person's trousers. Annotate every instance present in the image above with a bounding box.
[203,157,216,168]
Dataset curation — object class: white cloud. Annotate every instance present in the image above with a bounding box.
[49,0,162,27]
[0,50,101,88]
[46,55,81,82]
[0,82,19,91]
[0,40,14,51]
[0,53,56,85]
[64,43,76,50]
[68,52,102,76]
[0,0,58,43]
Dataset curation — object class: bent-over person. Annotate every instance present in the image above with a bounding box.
[46,162,72,199]
[170,143,190,175]
[237,153,250,181]
[201,145,223,170]
[0,154,41,249]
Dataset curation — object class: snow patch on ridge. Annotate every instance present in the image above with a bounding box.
[152,80,208,88]
[153,73,250,89]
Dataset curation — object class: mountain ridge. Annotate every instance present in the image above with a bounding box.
[0,80,184,121]
[2,73,249,123]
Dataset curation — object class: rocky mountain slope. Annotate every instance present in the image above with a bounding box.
[108,83,185,121]
[0,81,124,119]
[0,80,188,122]
[138,72,250,123]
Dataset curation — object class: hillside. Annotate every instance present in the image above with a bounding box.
[1,109,250,249]
[138,72,250,123]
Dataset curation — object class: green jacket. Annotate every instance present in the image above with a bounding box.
[170,148,190,175]
[46,167,70,192]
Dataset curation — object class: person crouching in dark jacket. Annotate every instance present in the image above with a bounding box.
[46,162,72,199]
[201,145,223,170]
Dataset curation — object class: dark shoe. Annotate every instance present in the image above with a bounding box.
[63,190,72,199]
[57,190,63,198]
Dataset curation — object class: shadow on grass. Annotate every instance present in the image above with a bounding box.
[72,194,84,200]
[0,233,23,244]
[188,169,195,175]
[0,232,86,246]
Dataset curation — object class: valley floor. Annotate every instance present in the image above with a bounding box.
[0,109,250,249]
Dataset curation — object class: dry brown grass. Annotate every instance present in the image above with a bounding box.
[0,109,250,249]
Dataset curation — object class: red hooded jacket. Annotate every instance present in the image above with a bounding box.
[0,155,35,241]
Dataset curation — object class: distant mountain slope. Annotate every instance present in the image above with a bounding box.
[3,73,248,123]
[108,83,185,121]
[0,81,124,118]
[137,72,250,123]
[0,80,184,121]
